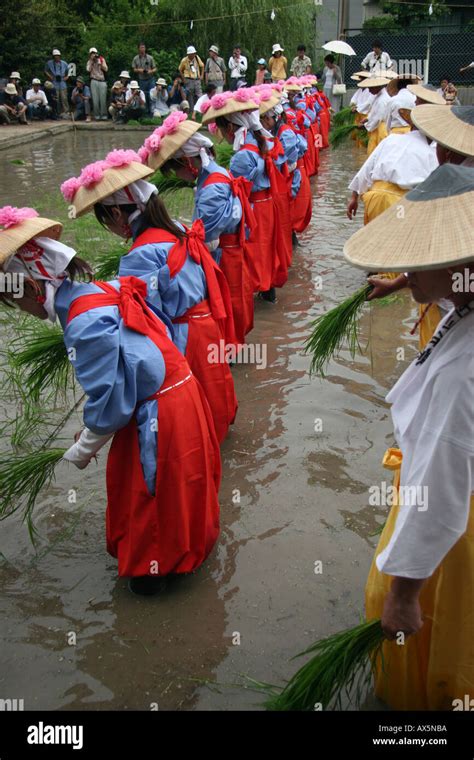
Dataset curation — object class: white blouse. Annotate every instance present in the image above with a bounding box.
[376,305,474,579]
[365,88,391,133]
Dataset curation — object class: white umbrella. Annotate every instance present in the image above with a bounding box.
[322,40,356,57]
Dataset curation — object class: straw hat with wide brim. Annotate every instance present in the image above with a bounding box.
[0,217,63,267]
[259,93,282,116]
[411,104,474,157]
[407,84,446,106]
[145,120,201,171]
[72,162,154,217]
[352,71,370,79]
[343,164,474,272]
[284,84,303,93]
[351,74,362,81]
[201,97,260,126]
[357,77,390,89]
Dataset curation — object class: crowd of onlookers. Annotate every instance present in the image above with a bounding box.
[0,41,313,126]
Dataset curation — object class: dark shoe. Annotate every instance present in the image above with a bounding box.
[128,575,167,596]
[258,287,277,304]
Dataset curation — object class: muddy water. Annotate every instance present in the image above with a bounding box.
[0,132,419,710]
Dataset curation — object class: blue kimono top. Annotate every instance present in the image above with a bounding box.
[229,133,270,192]
[194,158,243,264]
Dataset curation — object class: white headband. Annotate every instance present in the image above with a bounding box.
[226,111,272,151]
[174,132,214,169]
[102,179,158,224]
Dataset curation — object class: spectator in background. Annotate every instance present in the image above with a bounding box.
[119,71,132,97]
[9,73,24,99]
[255,59,268,85]
[321,54,343,112]
[205,45,226,93]
[444,82,461,105]
[71,76,91,122]
[268,44,287,82]
[26,79,51,120]
[45,48,69,115]
[123,80,146,121]
[361,40,393,74]
[43,81,58,119]
[192,83,217,120]
[436,76,449,98]
[0,83,28,124]
[290,45,312,77]
[228,45,248,91]
[179,46,204,111]
[168,73,187,112]
[179,100,190,115]
[263,71,272,84]
[150,78,170,117]
[108,82,126,122]
[132,42,157,115]
[86,47,108,121]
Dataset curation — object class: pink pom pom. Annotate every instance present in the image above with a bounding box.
[210,93,228,109]
[201,100,212,113]
[234,88,253,103]
[79,160,107,188]
[138,146,150,163]
[60,177,82,202]
[105,149,142,168]
[0,206,39,228]
[207,123,218,135]
[160,111,187,136]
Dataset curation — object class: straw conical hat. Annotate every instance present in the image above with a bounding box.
[259,93,282,115]
[352,71,370,78]
[357,77,390,88]
[145,120,201,171]
[407,84,446,106]
[284,83,303,92]
[411,105,474,157]
[201,97,260,126]
[73,162,154,217]
[343,164,474,272]
[351,74,362,81]
[0,217,62,266]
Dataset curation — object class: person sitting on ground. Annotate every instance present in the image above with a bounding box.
[179,100,190,116]
[119,71,131,97]
[192,83,216,121]
[255,59,268,85]
[108,82,126,122]
[123,80,146,121]
[0,83,28,125]
[150,78,170,118]
[168,73,187,112]
[9,72,24,99]
[43,81,58,119]
[71,76,91,122]
[25,79,52,120]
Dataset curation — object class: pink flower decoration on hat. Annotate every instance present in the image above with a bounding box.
[79,160,107,188]
[210,93,228,109]
[234,88,253,103]
[0,206,39,229]
[105,149,142,168]
[272,82,284,92]
[138,146,150,163]
[201,100,212,113]
[160,111,187,136]
[60,177,82,202]
[207,123,218,135]
[148,132,163,151]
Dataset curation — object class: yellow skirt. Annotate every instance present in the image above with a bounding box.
[389,125,411,135]
[367,121,388,156]
[355,112,369,148]
[362,181,406,280]
[365,449,474,710]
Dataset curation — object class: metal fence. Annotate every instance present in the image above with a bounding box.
[341,27,474,87]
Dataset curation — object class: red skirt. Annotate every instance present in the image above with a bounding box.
[310,123,320,173]
[106,373,221,577]
[291,160,313,234]
[272,170,293,276]
[219,233,254,343]
[319,109,330,149]
[174,299,238,444]
[304,128,317,178]
[247,189,278,292]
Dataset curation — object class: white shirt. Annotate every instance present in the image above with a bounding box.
[361,50,393,72]
[377,306,474,579]
[350,87,375,114]
[126,89,145,106]
[385,90,417,130]
[228,55,248,78]
[26,88,48,106]
[349,130,438,195]
[193,93,209,113]
[365,88,391,132]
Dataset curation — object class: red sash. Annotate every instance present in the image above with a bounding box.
[129,221,236,347]
[202,171,257,247]
[241,142,280,199]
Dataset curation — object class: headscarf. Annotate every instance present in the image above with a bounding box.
[226,110,272,151]
[101,179,158,224]
[174,132,214,169]
[6,236,76,322]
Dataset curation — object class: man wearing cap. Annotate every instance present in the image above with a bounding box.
[268,44,287,82]
[205,45,227,93]
[290,45,312,77]
[45,49,69,115]
[132,43,157,115]
[86,47,108,121]
[255,59,268,85]
[228,46,248,91]
[9,73,23,99]
[25,79,52,121]
[0,83,27,125]
[123,81,146,122]
[179,46,204,112]
[108,82,126,122]
[71,77,91,122]
[150,78,170,118]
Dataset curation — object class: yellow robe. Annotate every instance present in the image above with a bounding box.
[362,180,406,281]
[365,449,474,710]
[367,121,388,156]
[389,125,411,136]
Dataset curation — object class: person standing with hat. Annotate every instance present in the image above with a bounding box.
[255,59,268,86]
[268,44,287,83]
[25,79,51,121]
[0,83,27,125]
[2,195,221,597]
[86,47,108,121]
[132,42,157,115]
[344,163,474,710]
[205,46,226,93]
[228,46,248,91]
[45,49,69,115]
[123,81,146,121]
[357,76,391,155]
[71,77,91,122]
[179,46,204,111]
